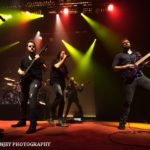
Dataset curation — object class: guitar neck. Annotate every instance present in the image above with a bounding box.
[24,59,36,75]
[135,53,150,66]
[24,45,48,76]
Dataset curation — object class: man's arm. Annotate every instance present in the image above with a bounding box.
[112,53,135,71]
[18,68,25,76]
[18,58,25,76]
[113,64,135,70]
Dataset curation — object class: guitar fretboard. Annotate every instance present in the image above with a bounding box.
[135,53,150,66]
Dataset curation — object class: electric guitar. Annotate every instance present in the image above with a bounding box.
[122,52,150,80]
[20,45,48,83]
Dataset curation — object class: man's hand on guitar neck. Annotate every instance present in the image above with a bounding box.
[35,54,40,60]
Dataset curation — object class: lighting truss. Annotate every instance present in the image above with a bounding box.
[0,0,119,14]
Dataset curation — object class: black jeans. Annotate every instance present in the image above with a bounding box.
[20,79,42,123]
[50,83,65,120]
[64,97,83,118]
[120,75,150,124]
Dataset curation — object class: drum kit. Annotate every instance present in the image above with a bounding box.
[0,77,21,104]
[0,77,49,106]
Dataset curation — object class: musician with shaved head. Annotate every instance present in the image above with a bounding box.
[112,38,150,130]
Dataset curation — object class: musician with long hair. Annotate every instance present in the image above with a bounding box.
[11,40,47,134]
[48,50,69,127]
[112,38,150,130]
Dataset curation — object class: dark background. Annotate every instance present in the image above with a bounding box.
[0,0,150,122]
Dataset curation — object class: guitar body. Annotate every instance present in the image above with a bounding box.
[121,52,150,82]
[121,67,138,81]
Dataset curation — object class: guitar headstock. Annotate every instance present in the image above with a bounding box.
[43,45,48,52]
[40,45,48,55]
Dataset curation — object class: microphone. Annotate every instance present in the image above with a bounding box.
[66,54,70,58]
[64,54,70,60]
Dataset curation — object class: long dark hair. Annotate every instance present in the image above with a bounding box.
[56,50,66,59]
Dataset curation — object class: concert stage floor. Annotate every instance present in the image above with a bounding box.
[0,121,150,150]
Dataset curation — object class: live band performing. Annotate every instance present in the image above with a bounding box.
[0,0,150,149]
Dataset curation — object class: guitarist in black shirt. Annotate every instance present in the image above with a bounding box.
[11,40,47,134]
[112,38,150,130]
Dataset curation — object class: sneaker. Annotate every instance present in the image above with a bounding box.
[11,121,26,128]
[56,119,68,127]
[48,119,54,126]
[26,126,36,134]
[26,122,37,134]
[118,123,125,130]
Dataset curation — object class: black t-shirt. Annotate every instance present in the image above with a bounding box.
[112,51,144,80]
[66,84,83,99]
[20,55,45,81]
[50,59,68,86]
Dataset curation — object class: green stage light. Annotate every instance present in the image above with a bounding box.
[62,39,96,81]
[0,13,12,25]
[78,39,96,73]
[20,11,44,22]
[0,9,43,27]
[62,40,83,62]
[81,13,121,54]
[84,39,96,59]
[0,41,20,53]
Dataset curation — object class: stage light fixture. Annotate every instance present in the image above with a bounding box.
[39,36,43,40]
[26,11,30,16]
[63,8,69,15]
[37,31,40,36]
[107,4,114,12]
[56,14,59,17]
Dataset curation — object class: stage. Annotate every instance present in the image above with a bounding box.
[1,1,150,149]
[0,121,150,150]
